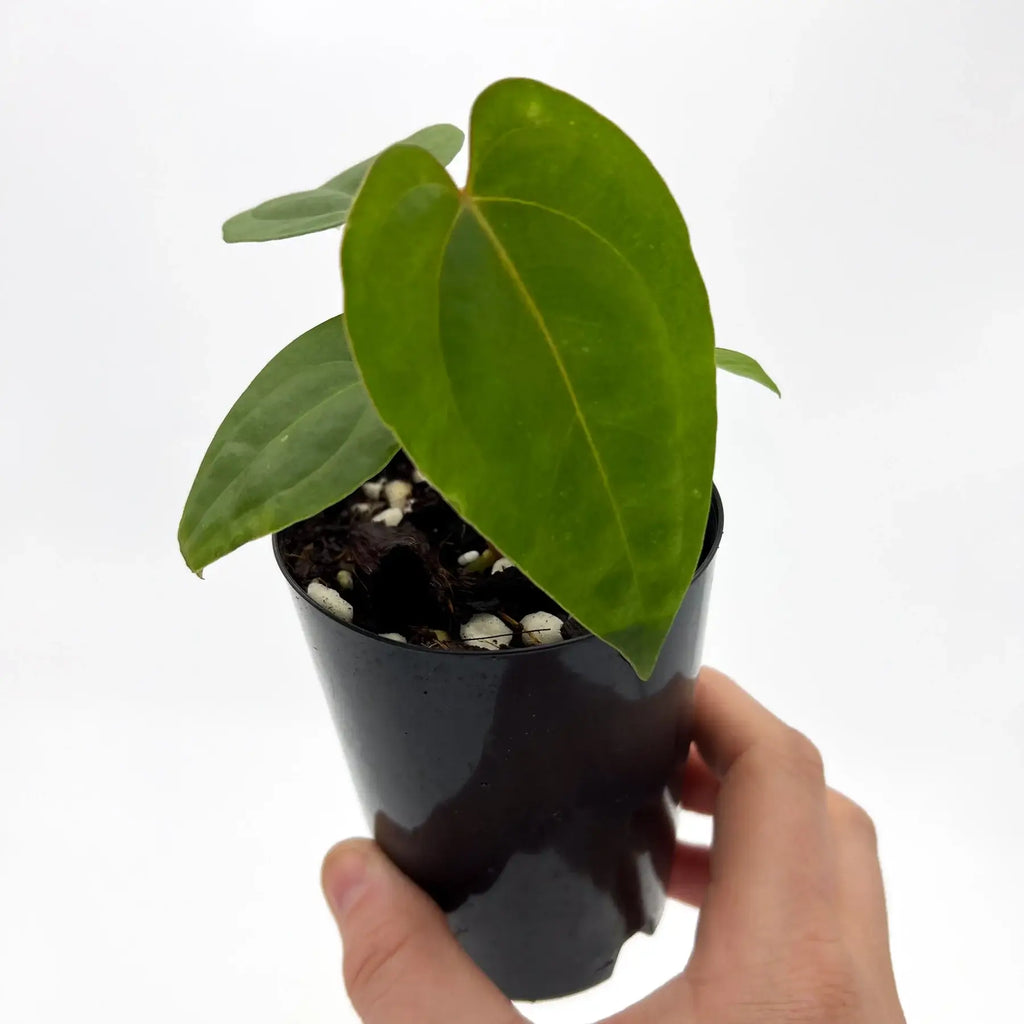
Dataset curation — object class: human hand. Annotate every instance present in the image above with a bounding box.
[320,667,905,1023]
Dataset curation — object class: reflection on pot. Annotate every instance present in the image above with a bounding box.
[275,487,721,1000]
[374,660,691,998]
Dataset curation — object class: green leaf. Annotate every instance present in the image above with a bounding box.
[222,124,465,243]
[178,315,398,574]
[342,78,717,677]
[715,347,780,396]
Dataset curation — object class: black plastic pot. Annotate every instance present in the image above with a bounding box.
[273,487,723,1001]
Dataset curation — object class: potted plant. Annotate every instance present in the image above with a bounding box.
[179,77,778,1001]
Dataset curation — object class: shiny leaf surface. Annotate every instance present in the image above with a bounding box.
[179,316,398,573]
[222,125,464,242]
[342,79,717,676]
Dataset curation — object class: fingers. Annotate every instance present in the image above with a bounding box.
[667,840,710,906]
[676,744,719,815]
[660,669,903,1022]
[827,790,900,989]
[322,839,522,1024]
[689,668,838,949]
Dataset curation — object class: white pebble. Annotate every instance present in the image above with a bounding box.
[336,569,354,591]
[351,502,373,516]
[457,549,481,567]
[384,479,413,509]
[362,480,384,500]
[372,507,404,527]
[521,611,564,646]
[460,613,513,651]
[306,581,353,623]
[412,467,426,484]
[378,632,407,643]
[491,557,514,574]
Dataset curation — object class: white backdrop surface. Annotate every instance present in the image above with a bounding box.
[2,1,1022,1021]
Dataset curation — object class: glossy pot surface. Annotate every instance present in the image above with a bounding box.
[274,487,723,1000]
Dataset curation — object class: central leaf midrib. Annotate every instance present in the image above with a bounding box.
[462,198,646,610]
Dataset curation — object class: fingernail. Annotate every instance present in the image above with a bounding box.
[324,846,370,922]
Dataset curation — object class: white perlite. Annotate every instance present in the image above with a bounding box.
[336,569,354,591]
[307,582,353,623]
[457,549,481,567]
[460,613,513,651]
[384,479,413,509]
[362,480,384,500]
[351,502,372,516]
[521,611,563,645]
[412,467,426,484]
[372,507,404,527]
[378,632,407,643]
[491,557,514,574]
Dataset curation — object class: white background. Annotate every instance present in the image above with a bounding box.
[2,0,1022,1020]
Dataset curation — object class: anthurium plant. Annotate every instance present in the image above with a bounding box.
[179,78,777,678]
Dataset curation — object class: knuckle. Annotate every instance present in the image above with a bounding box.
[797,981,863,1022]
[804,973,864,1021]
[343,920,417,1010]
[833,794,878,846]
[691,940,867,1024]
[778,727,826,779]
[788,945,864,1022]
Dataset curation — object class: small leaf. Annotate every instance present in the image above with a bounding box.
[715,347,781,396]
[222,124,465,243]
[342,78,717,677]
[222,189,353,244]
[178,316,398,574]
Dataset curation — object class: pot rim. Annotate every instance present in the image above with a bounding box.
[272,484,724,659]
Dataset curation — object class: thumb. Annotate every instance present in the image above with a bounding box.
[322,839,522,1024]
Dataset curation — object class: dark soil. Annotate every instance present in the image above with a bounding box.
[277,451,589,649]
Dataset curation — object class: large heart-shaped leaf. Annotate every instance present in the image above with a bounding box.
[222,124,465,243]
[179,316,398,574]
[342,78,717,677]
[716,347,780,396]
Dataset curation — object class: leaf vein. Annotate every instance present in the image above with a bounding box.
[464,200,646,610]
